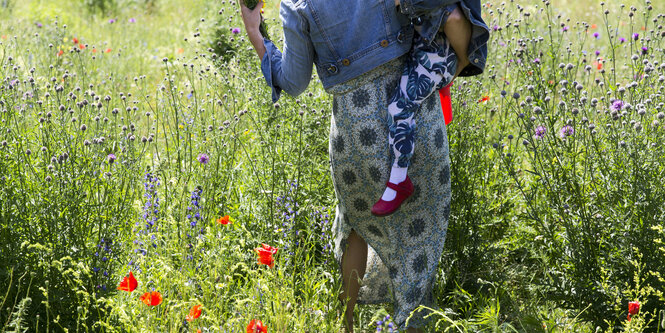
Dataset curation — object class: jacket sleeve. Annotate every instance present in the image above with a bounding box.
[261,0,314,103]
[399,0,463,19]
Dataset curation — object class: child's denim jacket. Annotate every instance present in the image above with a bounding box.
[403,0,489,77]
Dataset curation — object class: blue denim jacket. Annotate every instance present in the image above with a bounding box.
[261,0,488,103]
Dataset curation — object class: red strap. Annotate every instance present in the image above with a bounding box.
[439,83,453,125]
[386,180,409,193]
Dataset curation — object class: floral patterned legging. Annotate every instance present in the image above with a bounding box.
[388,32,458,167]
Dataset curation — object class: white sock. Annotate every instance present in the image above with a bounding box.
[381,167,408,201]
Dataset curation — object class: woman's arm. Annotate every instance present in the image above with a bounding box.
[240,1,266,60]
[240,0,315,103]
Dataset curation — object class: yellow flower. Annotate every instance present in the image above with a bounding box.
[63,37,68,42]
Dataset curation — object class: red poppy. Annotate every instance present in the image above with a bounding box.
[477,96,489,103]
[186,304,202,322]
[0,35,6,40]
[72,37,79,44]
[594,59,603,70]
[57,49,64,57]
[139,291,163,306]
[254,243,278,269]
[246,319,267,333]
[177,48,184,54]
[117,271,138,292]
[217,215,232,225]
[197,330,202,333]
[78,43,86,50]
[105,48,112,53]
[627,301,640,320]
[590,24,597,29]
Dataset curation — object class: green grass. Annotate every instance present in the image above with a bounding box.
[1,0,665,332]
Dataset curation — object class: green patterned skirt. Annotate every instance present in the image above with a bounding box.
[328,55,452,330]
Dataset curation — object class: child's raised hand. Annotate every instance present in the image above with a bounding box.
[240,0,264,33]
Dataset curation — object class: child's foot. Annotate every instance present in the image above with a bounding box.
[371,175,414,217]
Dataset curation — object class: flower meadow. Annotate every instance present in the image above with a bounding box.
[1,0,665,332]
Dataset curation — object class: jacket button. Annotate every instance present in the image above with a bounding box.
[342,58,350,66]
[474,58,479,64]
[380,39,389,47]
[327,64,338,74]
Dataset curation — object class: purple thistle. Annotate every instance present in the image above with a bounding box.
[533,58,541,64]
[107,153,116,164]
[633,33,639,40]
[611,99,624,112]
[534,125,547,139]
[641,46,648,55]
[593,32,600,39]
[108,18,117,24]
[231,27,241,34]
[562,26,569,32]
[559,125,574,138]
[128,18,136,23]
[197,153,209,164]
[619,37,626,43]
[595,50,600,56]
[35,22,43,28]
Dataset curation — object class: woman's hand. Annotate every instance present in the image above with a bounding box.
[240,0,267,60]
[240,0,264,33]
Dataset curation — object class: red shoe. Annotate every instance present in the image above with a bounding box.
[438,82,453,125]
[371,176,414,217]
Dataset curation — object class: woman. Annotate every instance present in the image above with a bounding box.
[240,0,488,331]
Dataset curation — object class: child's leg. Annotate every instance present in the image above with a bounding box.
[380,34,458,202]
[442,5,472,78]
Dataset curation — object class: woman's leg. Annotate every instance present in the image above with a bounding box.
[339,229,367,333]
[443,6,472,78]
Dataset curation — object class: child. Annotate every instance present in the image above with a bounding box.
[371,1,486,216]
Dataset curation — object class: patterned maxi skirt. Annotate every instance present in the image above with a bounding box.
[328,54,452,330]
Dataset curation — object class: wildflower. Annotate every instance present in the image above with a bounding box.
[478,96,489,103]
[627,301,640,321]
[197,153,209,164]
[246,319,268,333]
[79,43,86,50]
[619,37,626,43]
[562,26,568,32]
[105,48,112,53]
[57,49,64,57]
[73,37,79,44]
[129,18,136,23]
[177,48,184,54]
[611,99,624,112]
[117,271,138,292]
[641,46,648,55]
[107,153,116,164]
[36,22,43,28]
[109,18,117,24]
[534,125,547,139]
[633,33,639,40]
[186,304,202,322]
[217,215,232,225]
[593,32,600,39]
[254,243,278,268]
[591,24,597,29]
[232,28,241,34]
[140,291,163,306]
[559,125,574,138]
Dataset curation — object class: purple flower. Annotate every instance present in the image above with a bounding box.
[562,26,569,32]
[533,58,541,64]
[128,18,136,23]
[231,27,241,34]
[35,22,43,28]
[619,37,626,43]
[534,125,547,139]
[633,33,639,40]
[595,50,600,56]
[641,46,648,55]
[197,153,209,164]
[593,32,600,39]
[611,99,624,112]
[108,18,116,24]
[492,25,499,31]
[559,125,574,138]
[107,153,116,164]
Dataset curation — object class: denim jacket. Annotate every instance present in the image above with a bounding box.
[261,0,488,103]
